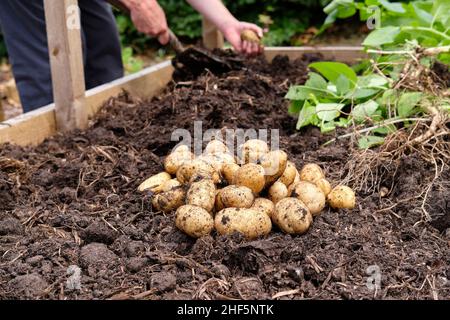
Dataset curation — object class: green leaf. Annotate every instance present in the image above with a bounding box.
[378,0,406,14]
[288,100,303,114]
[309,62,358,88]
[285,85,331,100]
[357,74,389,88]
[336,74,351,95]
[316,103,345,121]
[362,26,401,47]
[296,101,318,130]
[351,100,379,122]
[358,136,385,149]
[305,73,328,90]
[397,92,423,117]
[372,125,396,135]
[346,88,380,100]
[320,121,337,133]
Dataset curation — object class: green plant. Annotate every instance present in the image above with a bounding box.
[286,0,450,148]
[122,46,144,74]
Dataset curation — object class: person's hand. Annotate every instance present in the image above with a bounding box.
[219,19,264,56]
[124,0,170,44]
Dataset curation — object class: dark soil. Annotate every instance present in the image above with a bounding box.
[0,53,449,300]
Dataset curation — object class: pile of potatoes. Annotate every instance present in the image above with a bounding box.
[138,139,356,239]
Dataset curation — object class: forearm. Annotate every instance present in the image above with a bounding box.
[186,0,238,31]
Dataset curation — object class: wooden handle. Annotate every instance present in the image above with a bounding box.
[167,29,185,54]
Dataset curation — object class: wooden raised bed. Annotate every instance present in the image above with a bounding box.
[0,1,364,147]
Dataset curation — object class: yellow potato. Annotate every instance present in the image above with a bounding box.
[292,181,326,216]
[241,30,261,44]
[222,163,240,185]
[314,178,332,196]
[278,161,297,186]
[176,159,220,184]
[239,139,269,164]
[287,170,301,196]
[251,198,275,218]
[152,178,182,193]
[176,205,214,238]
[186,179,216,212]
[215,208,272,239]
[215,189,225,211]
[260,150,288,185]
[220,185,254,208]
[138,172,171,192]
[172,145,191,154]
[327,185,356,209]
[152,186,186,213]
[273,198,313,235]
[268,181,288,204]
[299,163,325,183]
[199,153,236,173]
[164,150,194,175]
[204,140,229,155]
[233,163,265,194]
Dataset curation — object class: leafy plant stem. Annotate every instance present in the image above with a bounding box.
[401,26,450,41]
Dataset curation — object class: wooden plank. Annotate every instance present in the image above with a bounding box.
[44,0,87,131]
[0,61,174,146]
[0,100,5,122]
[264,46,366,64]
[202,17,224,49]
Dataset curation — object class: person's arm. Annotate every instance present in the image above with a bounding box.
[118,0,170,44]
[186,0,263,55]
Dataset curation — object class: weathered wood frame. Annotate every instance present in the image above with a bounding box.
[0,3,365,147]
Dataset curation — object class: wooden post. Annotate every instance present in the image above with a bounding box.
[0,100,4,122]
[202,17,224,49]
[44,0,87,131]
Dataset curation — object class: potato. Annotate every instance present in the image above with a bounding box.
[260,150,288,185]
[176,205,214,238]
[299,163,325,183]
[199,153,236,173]
[138,172,171,192]
[164,150,194,175]
[172,145,191,154]
[292,181,326,216]
[152,186,186,213]
[222,163,240,185]
[287,170,301,196]
[176,159,220,184]
[186,179,216,212]
[219,185,254,209]
[240,29,261,44]
[252,198,275,218]
[215,208,271,239]
[278,161,297,186]
[239,139,269,164]
[152,178,182,193]
[204,140,229,155]
[327,185,356,209]
[314,178,332,196]
[273,198,313,235]
[268,181,288,204]
[215,189,225,211]
[233,163,265,194]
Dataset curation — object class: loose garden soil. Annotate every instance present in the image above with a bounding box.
[0,52,448,300]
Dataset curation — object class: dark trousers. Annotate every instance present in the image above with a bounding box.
[0,0,124,113]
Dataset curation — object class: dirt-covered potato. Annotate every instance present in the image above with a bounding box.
[164,148,194,175]
[278,161,297,186]
[175,205,214,238]
[204,140,229,155]
[138,172,171,192]
[233,163,265,194]
[314,178,332,196]
[220,185,254,208]
[186,179,216,212]
[252,198,275,218]
[215,208,271,239]
[222,163,240,185]
[152,186,186,213]
[199,153,236,173]
[327,185,356,209]
[176,159,220,184]
[273,198,313,234]
[299,163,325,183]
[292,181,326,216]
[287,169,301,196]
[240,29,261,44]
[239,139,269,164]
[215,189,225,211]
[260,150,288,185]
[268,181,288,203]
